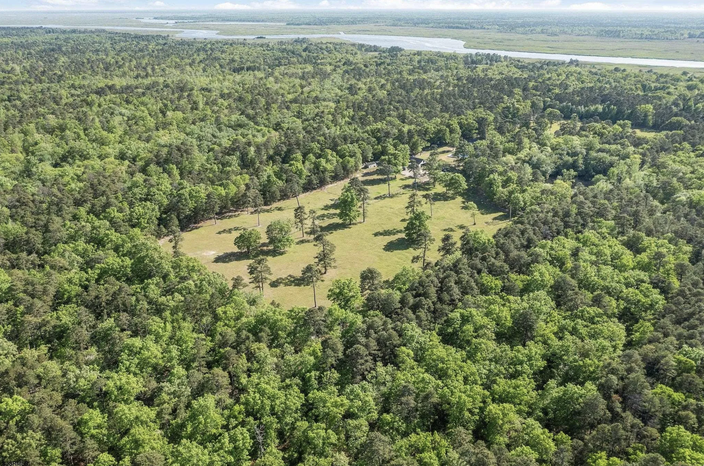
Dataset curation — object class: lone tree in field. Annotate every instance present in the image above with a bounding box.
[405,211,434,267]
[247,257,272,294]
[301,264,323,307]
[308,209,321,237]
[266,220,294,253]
[423,193,435,217]
[294,205,307,238]
[234,229,262,257]
[315,233,337,274]
[338,186,360,225]
[247,188,264,227]
[348,177,370,222]
[406,191,423,216]
[463,200,479,225]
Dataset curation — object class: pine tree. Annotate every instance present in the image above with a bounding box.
[247,257,272,294]
[406,191,423,216]
[294,205,307,238]
[301,264,323,307]
[349,177,370,222]
[308,209,321,237]
[315,233,337,274]
[423,193,435,217]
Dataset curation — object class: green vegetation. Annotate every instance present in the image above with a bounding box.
[5,11,704,63]
[266,220,295,253]
[179,169,503,308]
[234,228,262,256]
[4,28,704,466]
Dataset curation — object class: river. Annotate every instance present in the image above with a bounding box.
[2,22,703,69]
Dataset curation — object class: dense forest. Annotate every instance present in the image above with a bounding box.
[3,28,704,466]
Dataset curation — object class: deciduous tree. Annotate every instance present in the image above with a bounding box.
[234,229,262,256]
[338,186,360,225]
[266,220,294,253]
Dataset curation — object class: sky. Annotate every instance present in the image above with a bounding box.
[5,0,704,12]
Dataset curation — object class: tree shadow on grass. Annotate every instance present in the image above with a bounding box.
[216,226,245,235]
[321,221,349,233]
[383,237,410,252]
[214,248,282,263]
[318,212,338,221]
[270,274,306,288]
[361,176,387,186]
[262,206,285,213]
[400,182,431,192]
[214,251,249,263]
[321,200,338,211]
[435,192,456,202]
[374,228,403,237]
[218,211,243,220]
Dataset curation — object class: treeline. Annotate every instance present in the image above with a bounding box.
[155,11,704,41]
[3,29,704,466]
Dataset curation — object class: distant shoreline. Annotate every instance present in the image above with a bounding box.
[2,23,703,68]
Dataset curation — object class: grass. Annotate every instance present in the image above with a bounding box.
[172,164,508,309]
[634,128,661,138]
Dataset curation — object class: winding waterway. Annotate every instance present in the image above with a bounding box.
[3,22,704,69]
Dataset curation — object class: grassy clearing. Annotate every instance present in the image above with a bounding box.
[173,166,507,309]
[634,128,662,138]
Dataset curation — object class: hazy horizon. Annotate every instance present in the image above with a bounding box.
[7,0,704,13]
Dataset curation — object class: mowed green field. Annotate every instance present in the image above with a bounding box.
[171,162,508,309]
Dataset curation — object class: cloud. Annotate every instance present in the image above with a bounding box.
[251,0,300,8]
[37,0,98,5]
[216,0,299,8]
[358,0,537,9]
[215,1,253,7]
[568,2,611,9]
[319,0,330,5]
[150,0,167,5]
